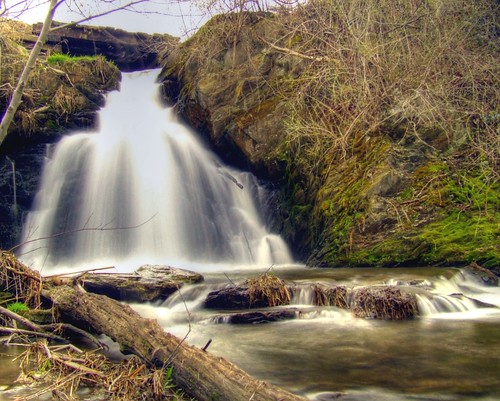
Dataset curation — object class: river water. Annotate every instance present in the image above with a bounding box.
[131,266,500,401]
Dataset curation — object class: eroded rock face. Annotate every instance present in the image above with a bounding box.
[29,22,179,71]
[159,12,299,178]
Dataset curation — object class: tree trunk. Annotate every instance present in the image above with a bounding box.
[0,0,59,148]
[45,284,307,401]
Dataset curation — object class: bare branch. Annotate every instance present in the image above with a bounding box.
[11,213,158,252]
[51,0,150,31]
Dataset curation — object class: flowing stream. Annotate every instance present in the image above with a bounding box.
[5,70,499,401]
[131,267,500,401]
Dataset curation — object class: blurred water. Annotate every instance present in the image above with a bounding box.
[19,70,292,273]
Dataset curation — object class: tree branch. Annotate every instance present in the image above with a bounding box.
[10,213,158,252]
[50,0,150,32]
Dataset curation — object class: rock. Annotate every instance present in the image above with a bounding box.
[29,22,179,71]
[450,293,497,309]
[212,309,298,324]
[204,273,292,309]
[205,286,255,309]
[159,12,291,178]
[350,286,418,320]
[135,264,203,283]
[462,263,499,287]
[81,265,203,303]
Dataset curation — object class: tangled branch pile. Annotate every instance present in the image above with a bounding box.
[0,250,42,308]
[351,286,418,320]
[312,284,349,309]
[245,273,292,307]
[16,341,183,401]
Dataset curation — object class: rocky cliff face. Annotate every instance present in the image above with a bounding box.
[160,12,294,178]
[159,4,499,272]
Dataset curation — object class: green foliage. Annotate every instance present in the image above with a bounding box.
[163,365,174,389]
[47,53,100,65]
[7,301,29,315]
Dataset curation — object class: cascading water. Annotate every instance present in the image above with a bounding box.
[19,70,292,272]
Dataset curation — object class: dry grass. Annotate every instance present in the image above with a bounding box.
[312,284,349,309]
[271,0,499,172]
[245,273,292,307]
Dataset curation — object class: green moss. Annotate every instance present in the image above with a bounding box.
[418,211,499,267]
[47,53,100,65]
[7,301,29,315]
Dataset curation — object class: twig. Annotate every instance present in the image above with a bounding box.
[223,273,236,286]
[0,305,43,333]
[41,323,106,350]
[0,326,67,343]
[43,266,116,279]
[258,35,330,62]
[164,285,191,367]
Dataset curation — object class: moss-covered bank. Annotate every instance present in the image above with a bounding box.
[160,0,499,272]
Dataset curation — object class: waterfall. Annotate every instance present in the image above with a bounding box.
[19,70,293,273]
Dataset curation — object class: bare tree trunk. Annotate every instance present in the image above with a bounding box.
[0,0,59,148]
[45,284,307,401]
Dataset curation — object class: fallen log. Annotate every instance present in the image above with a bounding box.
[44,284,307,401]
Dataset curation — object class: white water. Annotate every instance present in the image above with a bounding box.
[19,70,292,273]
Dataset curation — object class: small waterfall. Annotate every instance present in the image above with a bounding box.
[414,271,499,317]
[291,285,316,306]
[19,70,293,272]
[415,293,477,315]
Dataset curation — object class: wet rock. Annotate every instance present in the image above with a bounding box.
[81,265,203,303]
[204,273,292,309]
[462,263,498,287]
[450,293,497,309]
[204,286,255,309]
[212,309,298,324]
[135,264,203,283]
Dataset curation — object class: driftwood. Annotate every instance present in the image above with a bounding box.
[44,284,306,401]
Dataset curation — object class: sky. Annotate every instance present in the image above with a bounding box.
[3,0,209,37]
